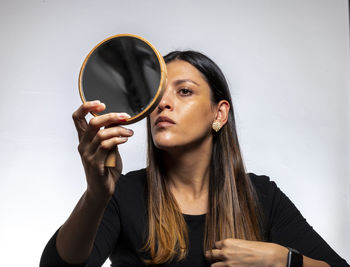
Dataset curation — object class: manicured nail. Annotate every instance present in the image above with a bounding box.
[120,113,131,119]
[119,113,131,122]
[90,100,100,105]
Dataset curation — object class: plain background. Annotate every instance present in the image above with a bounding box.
[0,0,349,266]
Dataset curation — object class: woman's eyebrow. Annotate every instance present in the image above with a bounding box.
[173,79,200,86]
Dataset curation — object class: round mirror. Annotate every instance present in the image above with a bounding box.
[78,34,167,124]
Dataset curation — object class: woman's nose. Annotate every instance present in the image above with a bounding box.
[157,88,173,111]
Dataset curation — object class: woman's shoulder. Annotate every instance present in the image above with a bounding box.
[120,168,147,182]
[114,168,147,197]
[247,172,284,215]
[247,172,299,227]
[247,172,278,196]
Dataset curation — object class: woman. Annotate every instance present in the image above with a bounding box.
[40,51,349,267]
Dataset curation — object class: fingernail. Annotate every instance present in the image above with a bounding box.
[120,113,131,119]
[90,100,100,105]
[127,129,134,135]
[95,103,105,110]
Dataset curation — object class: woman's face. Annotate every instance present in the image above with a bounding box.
[149,60,217,151]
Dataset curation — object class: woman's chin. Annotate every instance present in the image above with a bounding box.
[152,133,176,148]
[153,140,176,151]
[152,137,186,152]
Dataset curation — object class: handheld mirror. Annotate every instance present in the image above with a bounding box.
[78,34,167,167]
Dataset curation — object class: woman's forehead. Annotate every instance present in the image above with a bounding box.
[166,60,207,85]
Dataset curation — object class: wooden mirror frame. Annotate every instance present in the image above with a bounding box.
[78,33,167,124]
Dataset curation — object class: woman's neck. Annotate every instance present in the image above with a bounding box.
[163,136,212,200]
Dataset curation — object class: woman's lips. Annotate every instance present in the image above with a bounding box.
[155,116,175,127]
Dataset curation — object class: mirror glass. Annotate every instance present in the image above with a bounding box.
[79,35,166,123]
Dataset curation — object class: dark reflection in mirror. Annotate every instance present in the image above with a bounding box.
[82,36,161,116]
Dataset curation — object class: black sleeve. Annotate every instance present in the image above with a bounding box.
[250,173,349,267]
[39,229,86,267]
[39,186,121,267]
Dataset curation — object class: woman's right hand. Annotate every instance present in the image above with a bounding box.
[72,100,134,200]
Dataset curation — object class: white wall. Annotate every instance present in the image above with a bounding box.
[0,0,348,266]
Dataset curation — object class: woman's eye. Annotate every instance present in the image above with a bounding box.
[179,88,192,96]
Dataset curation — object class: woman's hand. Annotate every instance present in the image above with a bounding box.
[72,100,134,199]
[205,238,288,267]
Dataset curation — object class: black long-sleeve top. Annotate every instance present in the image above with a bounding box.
[40,169,349,267]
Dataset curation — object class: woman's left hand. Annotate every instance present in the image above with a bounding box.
[205,238,288,267]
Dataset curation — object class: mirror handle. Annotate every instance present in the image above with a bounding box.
[105,151,116,167]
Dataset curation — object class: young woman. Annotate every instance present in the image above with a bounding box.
[40,51,349,267]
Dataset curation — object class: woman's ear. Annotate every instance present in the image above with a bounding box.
[214,100,230,126]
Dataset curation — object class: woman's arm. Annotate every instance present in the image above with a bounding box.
[249,173,349,267]
[44,101,133,265]
[40,187,121,267]
[205,174,348,266]
[56,190,112,264]
[205,239,330,267]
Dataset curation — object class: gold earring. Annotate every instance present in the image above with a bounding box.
[212,121,222,132]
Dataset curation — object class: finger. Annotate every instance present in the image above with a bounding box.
[88,126,134,154]
[90,112,131,129]
[215,238,236,250]
[72,101,104,132]
[205,249,225,261]
[92,136,129,165]
[99,136,129,151]
[210,262,226,267]
[214,240,225,249]
[72,101,105,140]
[81,112,131,146]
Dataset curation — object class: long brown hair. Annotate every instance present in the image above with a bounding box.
[144,51,263,264]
